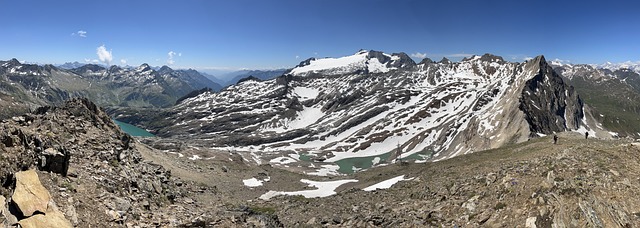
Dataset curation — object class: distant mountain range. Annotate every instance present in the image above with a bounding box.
[208,69,288,87]
[0,59,221,118]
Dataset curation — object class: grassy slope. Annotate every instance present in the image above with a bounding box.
[568,76,640,136]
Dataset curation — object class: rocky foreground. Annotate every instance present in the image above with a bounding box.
[252,133,640,227]
[0,98,277,227]
[3,98,640,227]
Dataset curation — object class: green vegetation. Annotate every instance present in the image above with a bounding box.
[568,77,640,136]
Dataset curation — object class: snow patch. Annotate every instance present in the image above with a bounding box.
[363,175,413,191]
[243,178,264,187]
[269,156,297,165]
[259,179,358,200]
[306,164,341,176]
[294,87,320,100]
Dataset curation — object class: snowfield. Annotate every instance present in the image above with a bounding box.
[259,179,358,200]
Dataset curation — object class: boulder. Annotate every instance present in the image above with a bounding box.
[18,210,72,228]
[40,147,70,176]
[11,170,51,217]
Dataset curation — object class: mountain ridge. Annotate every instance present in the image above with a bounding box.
[132,50,610,171]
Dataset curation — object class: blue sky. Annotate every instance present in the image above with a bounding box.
[0,0,639,74]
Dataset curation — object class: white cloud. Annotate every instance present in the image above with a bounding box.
[120,59,127,65]
[96,45,113,65]
[72,30,87,37]
[552,58,571,64]
[167,51,178,65]
[410,52,427,59]
[295,55,300,59]
[178,53,182,57]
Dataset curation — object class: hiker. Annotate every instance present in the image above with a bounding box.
[553,135,558,144]
[585,132,589,139]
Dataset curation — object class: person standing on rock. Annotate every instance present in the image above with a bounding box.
[585,132,589,139]
[553,134,558,144]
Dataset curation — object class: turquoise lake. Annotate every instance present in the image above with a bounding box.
[335,150,431,174]
[113,120,155,137]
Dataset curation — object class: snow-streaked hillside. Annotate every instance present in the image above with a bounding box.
[289,50,415,76]
[153,51,608,169]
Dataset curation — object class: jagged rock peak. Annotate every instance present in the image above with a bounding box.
[136,63,152,72]
[158,65,173,73]
[461,54,505,63]
[295,58,316,68]
[74,64,106,72]
[479,53,505,62]
[439,57,451,64]
[7,58,21,65]
[418,58,435,65]
[108,65,121,72]
[529,55,547,65]
[389,52,417,68]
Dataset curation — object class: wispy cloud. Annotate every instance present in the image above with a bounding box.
[96,45,113,65]
[167,51,181,65]
[71,30,87,37]
[410,52,427,59]
[120,59,127,65]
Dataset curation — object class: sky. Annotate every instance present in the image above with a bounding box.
[0,0,639,74]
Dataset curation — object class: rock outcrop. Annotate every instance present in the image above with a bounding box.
[519,55,584,135]
[0,169,73,227]
[12,170,51,217]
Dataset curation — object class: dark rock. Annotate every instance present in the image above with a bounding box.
[519,55,584,135]
[39,147,70,176]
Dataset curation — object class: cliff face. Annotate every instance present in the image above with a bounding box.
[519,55,584,135]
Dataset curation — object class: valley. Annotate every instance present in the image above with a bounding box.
[2,51,640,227]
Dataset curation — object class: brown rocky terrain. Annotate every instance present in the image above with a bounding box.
[248,132,640,227]
[0,98,280,227]
[3,98,640,228]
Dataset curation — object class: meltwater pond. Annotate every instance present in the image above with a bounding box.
[334,150,431,174]
[113,120,155,137]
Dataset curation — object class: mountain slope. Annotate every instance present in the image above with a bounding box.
[143,51,607,166]
[223,69,288,86]
[554,63,640,136]
[0,59,221,115]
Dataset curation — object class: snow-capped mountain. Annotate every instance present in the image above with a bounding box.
[56,61,87,70]
[142,51,607,163]
[289,50,415,76]
[596,61,640,74]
